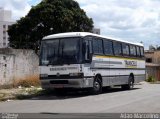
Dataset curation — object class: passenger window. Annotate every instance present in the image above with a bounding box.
[93,38,103,54]
[113,42,122,56]
[122,43,129,56]
[130,45,136,56]
[103,40,113,55]
[136,46,140,57]
[140,47,144,57]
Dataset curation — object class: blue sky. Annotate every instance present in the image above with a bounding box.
[28,0,41,6]
[1,0,160,49]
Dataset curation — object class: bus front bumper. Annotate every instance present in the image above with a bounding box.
[40,78,94,89]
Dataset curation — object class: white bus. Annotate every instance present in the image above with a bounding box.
[39,32,145,94]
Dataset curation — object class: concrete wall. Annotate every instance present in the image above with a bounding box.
[0,48,39,85]
[153,51,160,64]
[145,50,160,81]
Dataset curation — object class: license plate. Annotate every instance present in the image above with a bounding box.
[53,85,64,88]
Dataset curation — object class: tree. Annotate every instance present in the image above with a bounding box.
[157,46,160,50]
[8,0,93,52]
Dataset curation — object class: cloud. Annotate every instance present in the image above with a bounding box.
[0,0,31,21]
[0,0,42,21]
[1,0,160,49]
[76,0,160,49]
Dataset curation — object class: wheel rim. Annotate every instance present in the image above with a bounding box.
[94,80,100,91]
[129,78,134,89]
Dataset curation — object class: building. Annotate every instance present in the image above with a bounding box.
[0,8,15,48]
[92,28,100,35]
[145,50,160,81]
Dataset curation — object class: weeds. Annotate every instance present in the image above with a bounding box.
[15,87,42,99]
[0,75,42,101]
[0,87,43,101]
[146,76,156,82]
[13,75,40,88]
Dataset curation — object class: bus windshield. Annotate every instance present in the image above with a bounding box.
[40,37,81,66]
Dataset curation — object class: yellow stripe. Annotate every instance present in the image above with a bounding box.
[94,55,144,61]
[126,66,137,68]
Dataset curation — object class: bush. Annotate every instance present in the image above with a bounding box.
[146,76,156,82]
[13,75,40,88]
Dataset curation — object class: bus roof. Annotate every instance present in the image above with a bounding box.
[43,32,143,47]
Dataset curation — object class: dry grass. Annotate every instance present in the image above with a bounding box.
[0,75,42,101]
[0,84,14,89]
[13,75,40,88]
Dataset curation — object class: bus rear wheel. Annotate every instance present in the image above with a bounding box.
[121,76,134,90]
[91,77,102,95]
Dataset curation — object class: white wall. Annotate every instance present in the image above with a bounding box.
[0,49,39,85]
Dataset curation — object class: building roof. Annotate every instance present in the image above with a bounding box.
[43,32,143,46]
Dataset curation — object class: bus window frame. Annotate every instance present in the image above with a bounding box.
[92,36,104,55]
[122,43,130,57]
[103,38,114,56]
[136,46,141,57]
[83,35,144,59]
[140,47,144,57]
[113,41,123,56]
[129,45,137,57]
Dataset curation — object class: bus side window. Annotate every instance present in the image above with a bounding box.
[136,46,141,57]
[122,43,129,56]
[113,41,122,56]
[140,47,144,57]
[103,40,113,55]
[130,45,136,57]
[93,38,103,54]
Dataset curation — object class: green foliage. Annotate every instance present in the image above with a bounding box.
[8,0,93,52]
[146,76,156,82]
[157,46,160,50]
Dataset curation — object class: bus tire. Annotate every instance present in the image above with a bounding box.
[121,75,134,90]
[91,76,102,95]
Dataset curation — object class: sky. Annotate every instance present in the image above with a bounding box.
[1,0,160,49]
